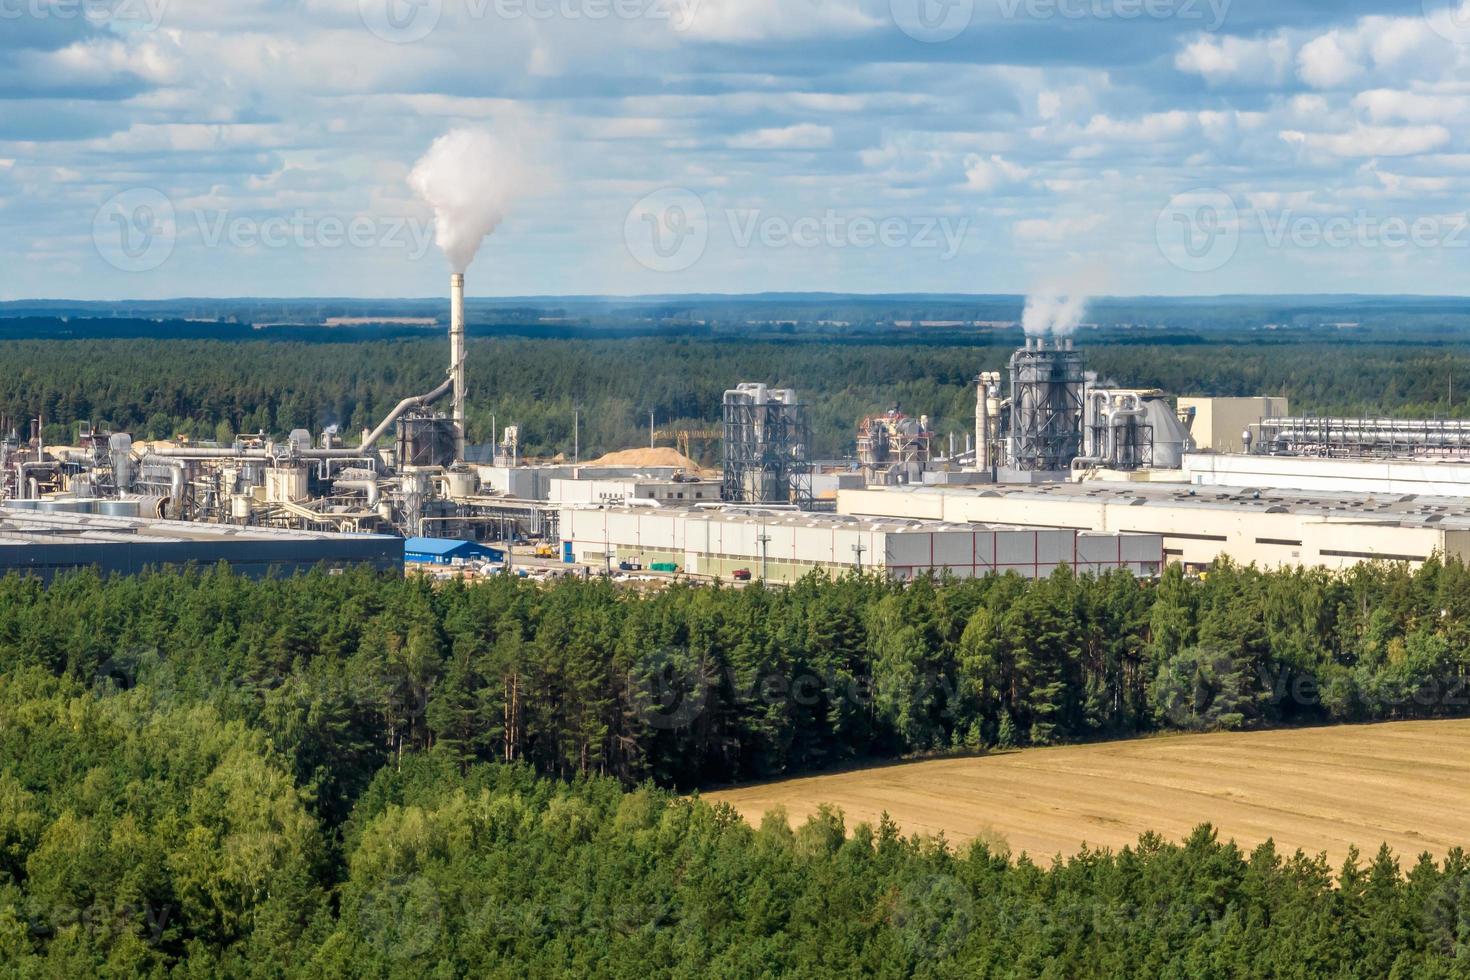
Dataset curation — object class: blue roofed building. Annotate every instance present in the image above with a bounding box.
[403,537,505,566]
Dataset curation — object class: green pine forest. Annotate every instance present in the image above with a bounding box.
[5,333,1470,460]
[6,561,1470,975]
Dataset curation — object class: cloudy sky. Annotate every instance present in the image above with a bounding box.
[7,0,1470,299]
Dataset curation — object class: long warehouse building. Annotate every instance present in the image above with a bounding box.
[561,506,1163,583]
[0,506,403,581]
[838,483,1470,571]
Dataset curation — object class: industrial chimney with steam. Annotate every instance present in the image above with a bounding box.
[451,272,466,463]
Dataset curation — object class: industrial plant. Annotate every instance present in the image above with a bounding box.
[8,274,1470,582]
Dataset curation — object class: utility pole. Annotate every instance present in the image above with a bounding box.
[852,541,866,574]
[758,531,771,582]
[650,410,656,449]
[574,408,580,465]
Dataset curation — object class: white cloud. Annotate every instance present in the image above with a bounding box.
[1013,213,1106,244]
[676,0,881,42]
[1354,90,1470,125]
[963,154,1030,193]
[1298,32,1363,90]
[1280,125,1451,158]
[728,124,834,150]
[1175,34,1292,86]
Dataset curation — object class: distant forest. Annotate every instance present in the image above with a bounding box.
[2,328,1469,459]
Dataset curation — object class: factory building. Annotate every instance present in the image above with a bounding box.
[560,506,1163,583]
[837,483,1470,572]
[403,537,505,566]
[1184,454,1470,497]
[548,477,722,506]
[1178,397,1290,454]
[477,465,692,501]
[0,506,402,581]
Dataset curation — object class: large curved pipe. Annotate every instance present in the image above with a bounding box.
[333,479,381,509]
[139,455,187,516]
[359,375,456,452]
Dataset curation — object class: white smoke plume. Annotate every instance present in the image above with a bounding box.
[409,128,526,274]
[1021,266,1105,338]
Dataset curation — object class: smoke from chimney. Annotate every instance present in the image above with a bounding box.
[409,127,526,274]
[1021,266,1104,339]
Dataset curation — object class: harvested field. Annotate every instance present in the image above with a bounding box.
[705,720,1470,866]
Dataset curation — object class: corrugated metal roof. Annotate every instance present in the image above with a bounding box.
[403,537,481,556]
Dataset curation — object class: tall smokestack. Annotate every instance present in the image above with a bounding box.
[451,273,466,463]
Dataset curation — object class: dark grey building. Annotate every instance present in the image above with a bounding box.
[0,506,403,581]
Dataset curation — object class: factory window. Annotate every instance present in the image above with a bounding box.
[1320,549,1427,563]
[1255,538,1303,547]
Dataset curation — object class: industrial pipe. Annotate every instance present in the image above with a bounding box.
[15,461,57,500]
[333,479,381,509]
[139,455,187,517]
[451,272,466,463]
[359,375,456,453]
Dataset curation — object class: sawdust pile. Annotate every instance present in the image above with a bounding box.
[587,447,705,470]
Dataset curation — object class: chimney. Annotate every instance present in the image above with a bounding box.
[450,273,466,463]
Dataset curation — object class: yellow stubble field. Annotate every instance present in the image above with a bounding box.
[704,720,1470,866]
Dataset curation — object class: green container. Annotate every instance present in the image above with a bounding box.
[650,562,679,573]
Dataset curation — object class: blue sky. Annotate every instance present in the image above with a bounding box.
[5,0,1470,299]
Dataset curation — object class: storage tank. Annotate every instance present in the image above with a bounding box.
[265,465,309,504]
[98,499,141,518]
[446,469,478,500]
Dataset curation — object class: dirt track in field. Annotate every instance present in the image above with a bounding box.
[704,721,1470,865]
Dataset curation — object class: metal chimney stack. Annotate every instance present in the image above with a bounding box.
[450,273,466,463]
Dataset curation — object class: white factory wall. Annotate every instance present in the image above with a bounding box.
[560,508,1162,582]
[1185,454,1470,498]
[478,466,688,500]
[837,487,1466,571]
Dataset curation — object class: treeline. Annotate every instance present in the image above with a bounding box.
[5,335,1470,459]
[7,564,1470,972]
[6,678,1470,976]
[4,560,1470,800]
